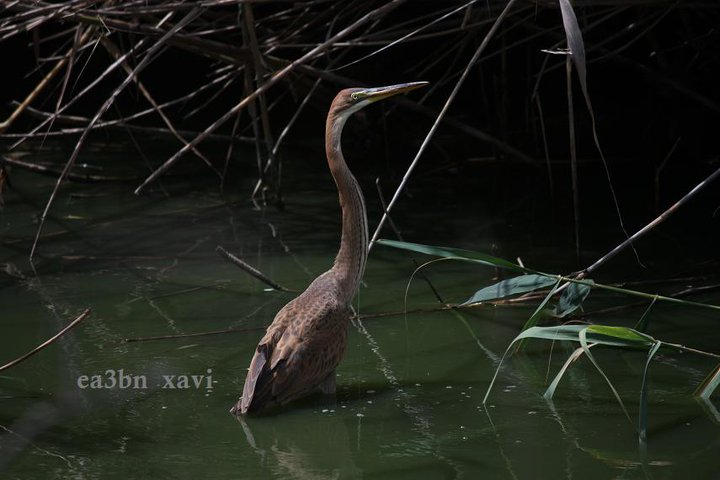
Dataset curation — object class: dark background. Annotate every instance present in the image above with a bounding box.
[1,1,719,271]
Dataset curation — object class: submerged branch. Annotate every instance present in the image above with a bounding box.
[216,245,293,292]
[0,309,91,373]
[124,325,264,343]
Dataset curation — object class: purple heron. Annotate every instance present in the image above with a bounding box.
[231,81,427,415]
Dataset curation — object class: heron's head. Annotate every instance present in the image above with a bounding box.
[331,81,428,119]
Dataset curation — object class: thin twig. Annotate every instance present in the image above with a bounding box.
[133,0,409,194]
[375,178,445,304]
[100,35,219,176]
[582,283,720,318]
[124,325,264,343]
[243,2,279,202]
[0,31,82,133]
[0,166,8,208]
[0,309,91,373]
[368,0,520,251]
[1,155,139,182]
[654,137,681,214]
[122,304,467,343]
[579,165,720,278]
[566,55,580,261]
[291,61,536,164]
[216,245,293,292]
[11,103,246,142]
[559,0,640,266]
[29,8,203,260]
[251,77,322,199]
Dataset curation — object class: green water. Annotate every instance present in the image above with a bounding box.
[1,146,719,479]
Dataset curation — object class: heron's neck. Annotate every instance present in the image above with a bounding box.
[325,111,368,304]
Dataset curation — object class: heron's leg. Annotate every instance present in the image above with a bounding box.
[318,370,337,394]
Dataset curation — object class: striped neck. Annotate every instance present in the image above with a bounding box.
[325,109,368,305]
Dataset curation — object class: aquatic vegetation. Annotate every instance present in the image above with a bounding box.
[378,238,720,443]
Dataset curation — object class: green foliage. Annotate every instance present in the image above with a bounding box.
[483,324,658,406]
[462,274,557,305]
[518,279,561,333]
[552,280,593,318]
[378,238,720,441]
[639,341,662,443]
[376,239,525,272]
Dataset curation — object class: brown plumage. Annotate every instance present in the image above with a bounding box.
[231,82,427,415]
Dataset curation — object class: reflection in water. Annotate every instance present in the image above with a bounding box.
[236,410,362,479]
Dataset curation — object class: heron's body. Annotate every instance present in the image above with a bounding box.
[231,82,426,415]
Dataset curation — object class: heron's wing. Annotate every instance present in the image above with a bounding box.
[240,343,270,412]
[239,316,289,413]
[268,306,347,403]
[243,293,347,412]
[241,331,309,413]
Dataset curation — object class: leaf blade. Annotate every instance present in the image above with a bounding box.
[376,239,526,272]
[695,362,720,400]
[463,274,558,305]
[553,280,593,318]
[639,341,662,445]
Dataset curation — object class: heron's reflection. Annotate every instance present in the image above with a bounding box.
[234,395,364,479]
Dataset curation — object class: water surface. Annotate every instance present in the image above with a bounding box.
[1,144,719,479]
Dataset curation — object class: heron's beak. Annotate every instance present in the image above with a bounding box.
[352,81,429,103]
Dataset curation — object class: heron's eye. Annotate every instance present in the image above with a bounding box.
[351,92,359,101]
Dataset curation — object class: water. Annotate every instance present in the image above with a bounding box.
[1,144,719,479]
